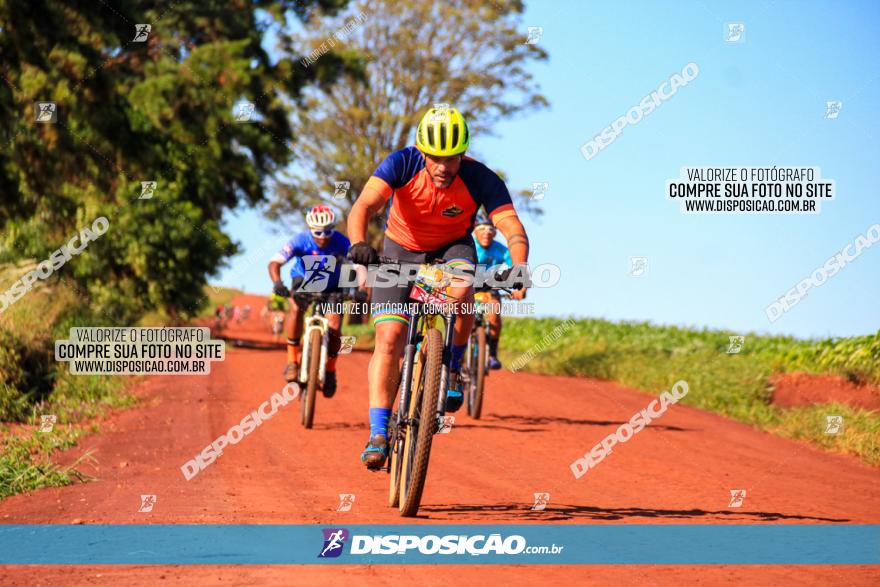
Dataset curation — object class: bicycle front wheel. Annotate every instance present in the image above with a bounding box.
[470,326,487,419]
[301,328,321,429]
[399,327,442,517]
[388,416,401,507]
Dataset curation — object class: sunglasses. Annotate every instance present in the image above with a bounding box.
[311,228,335,238]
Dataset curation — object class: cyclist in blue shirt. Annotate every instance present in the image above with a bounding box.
[473,217,513,369]
[268,205,350,395]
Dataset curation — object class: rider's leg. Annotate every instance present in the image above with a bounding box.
[447,257,477,368]
[360,242,411,469]
[487,302,502,339]
[325,312,343,373]
[286,300,304,364]
[361,316,406,468]
[444,256,477,413]
[369,318,407,418]
[442,286,473,413]
[487,301,502,368]
[283,299,305,382]
[322,312,344,398]
[451,288,475,356]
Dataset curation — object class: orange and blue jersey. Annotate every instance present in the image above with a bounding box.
[361,146,519,251]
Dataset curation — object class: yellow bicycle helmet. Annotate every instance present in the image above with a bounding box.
[415,105,469,157]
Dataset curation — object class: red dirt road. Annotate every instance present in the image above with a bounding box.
[771,372,880,411]
[2,296,878,585]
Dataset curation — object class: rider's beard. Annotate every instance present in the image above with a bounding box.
[427,167,455,189]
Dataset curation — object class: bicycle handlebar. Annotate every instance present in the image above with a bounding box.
[377,256,512,294]
[289,288,359,300]
[376,255,447,265]
[475,283,513,295]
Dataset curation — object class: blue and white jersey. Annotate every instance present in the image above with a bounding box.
[272,231,351,289]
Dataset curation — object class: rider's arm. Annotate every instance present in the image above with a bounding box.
[349,148,420,242]
[269,236,303,283]
[468,162,528,266]
[268,259,284,283]
[268,250,289,283]
[494,214,529,266]
[348,177,392,243]
[494,215,529,299]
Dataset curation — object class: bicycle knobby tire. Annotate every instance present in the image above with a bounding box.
[399,328,443,516]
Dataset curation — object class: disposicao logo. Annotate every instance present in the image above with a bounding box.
[318,528,349,558]
[315,531,563,557]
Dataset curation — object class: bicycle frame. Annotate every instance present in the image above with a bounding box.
[463,289,511,398]
[463,313,485,382]
[395,303,457,435]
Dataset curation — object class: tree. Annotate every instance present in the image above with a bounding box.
[268,0,548,244]
[0,0,352,323]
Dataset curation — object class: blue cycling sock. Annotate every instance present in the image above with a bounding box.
[450,343,466,371]
[369,407,391,439]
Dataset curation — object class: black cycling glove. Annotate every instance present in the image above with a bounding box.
[347,242,379,266]
[273,279,290,298]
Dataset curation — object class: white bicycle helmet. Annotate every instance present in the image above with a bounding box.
[306,205,336,230]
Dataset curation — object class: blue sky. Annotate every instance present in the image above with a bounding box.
[217,0,879,339]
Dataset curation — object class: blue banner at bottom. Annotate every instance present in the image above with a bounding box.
[0,524,877,564]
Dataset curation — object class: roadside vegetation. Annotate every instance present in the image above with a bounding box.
[501,317,880,465]
[0,274,232,499]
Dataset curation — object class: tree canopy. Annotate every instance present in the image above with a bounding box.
[0,0,351,322]
[268,0,548,243]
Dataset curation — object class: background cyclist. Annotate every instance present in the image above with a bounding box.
[472,216,524,369]
[347,105,531,470]
[268,205,350,396]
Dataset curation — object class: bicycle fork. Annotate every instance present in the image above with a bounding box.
[434,312,457,422]
[395,313,419,428]
[300,315,329,385]
[394,311,457,435]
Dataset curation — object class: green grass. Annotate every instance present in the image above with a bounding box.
[343,322,375,350]
[0,274,243,499]
[771,403,880,465]
[0,368,132,499]
[0,423,96,500]
[0,280,235,498]
[500,317,880,465]
[0,264,136,499]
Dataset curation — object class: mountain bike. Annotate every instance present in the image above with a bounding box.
[292,289,354,429]
[213,307,225,332]
[271,312,285,340]
[463,286,511,420]
[384,258,461,517]
[266,294,288,341]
